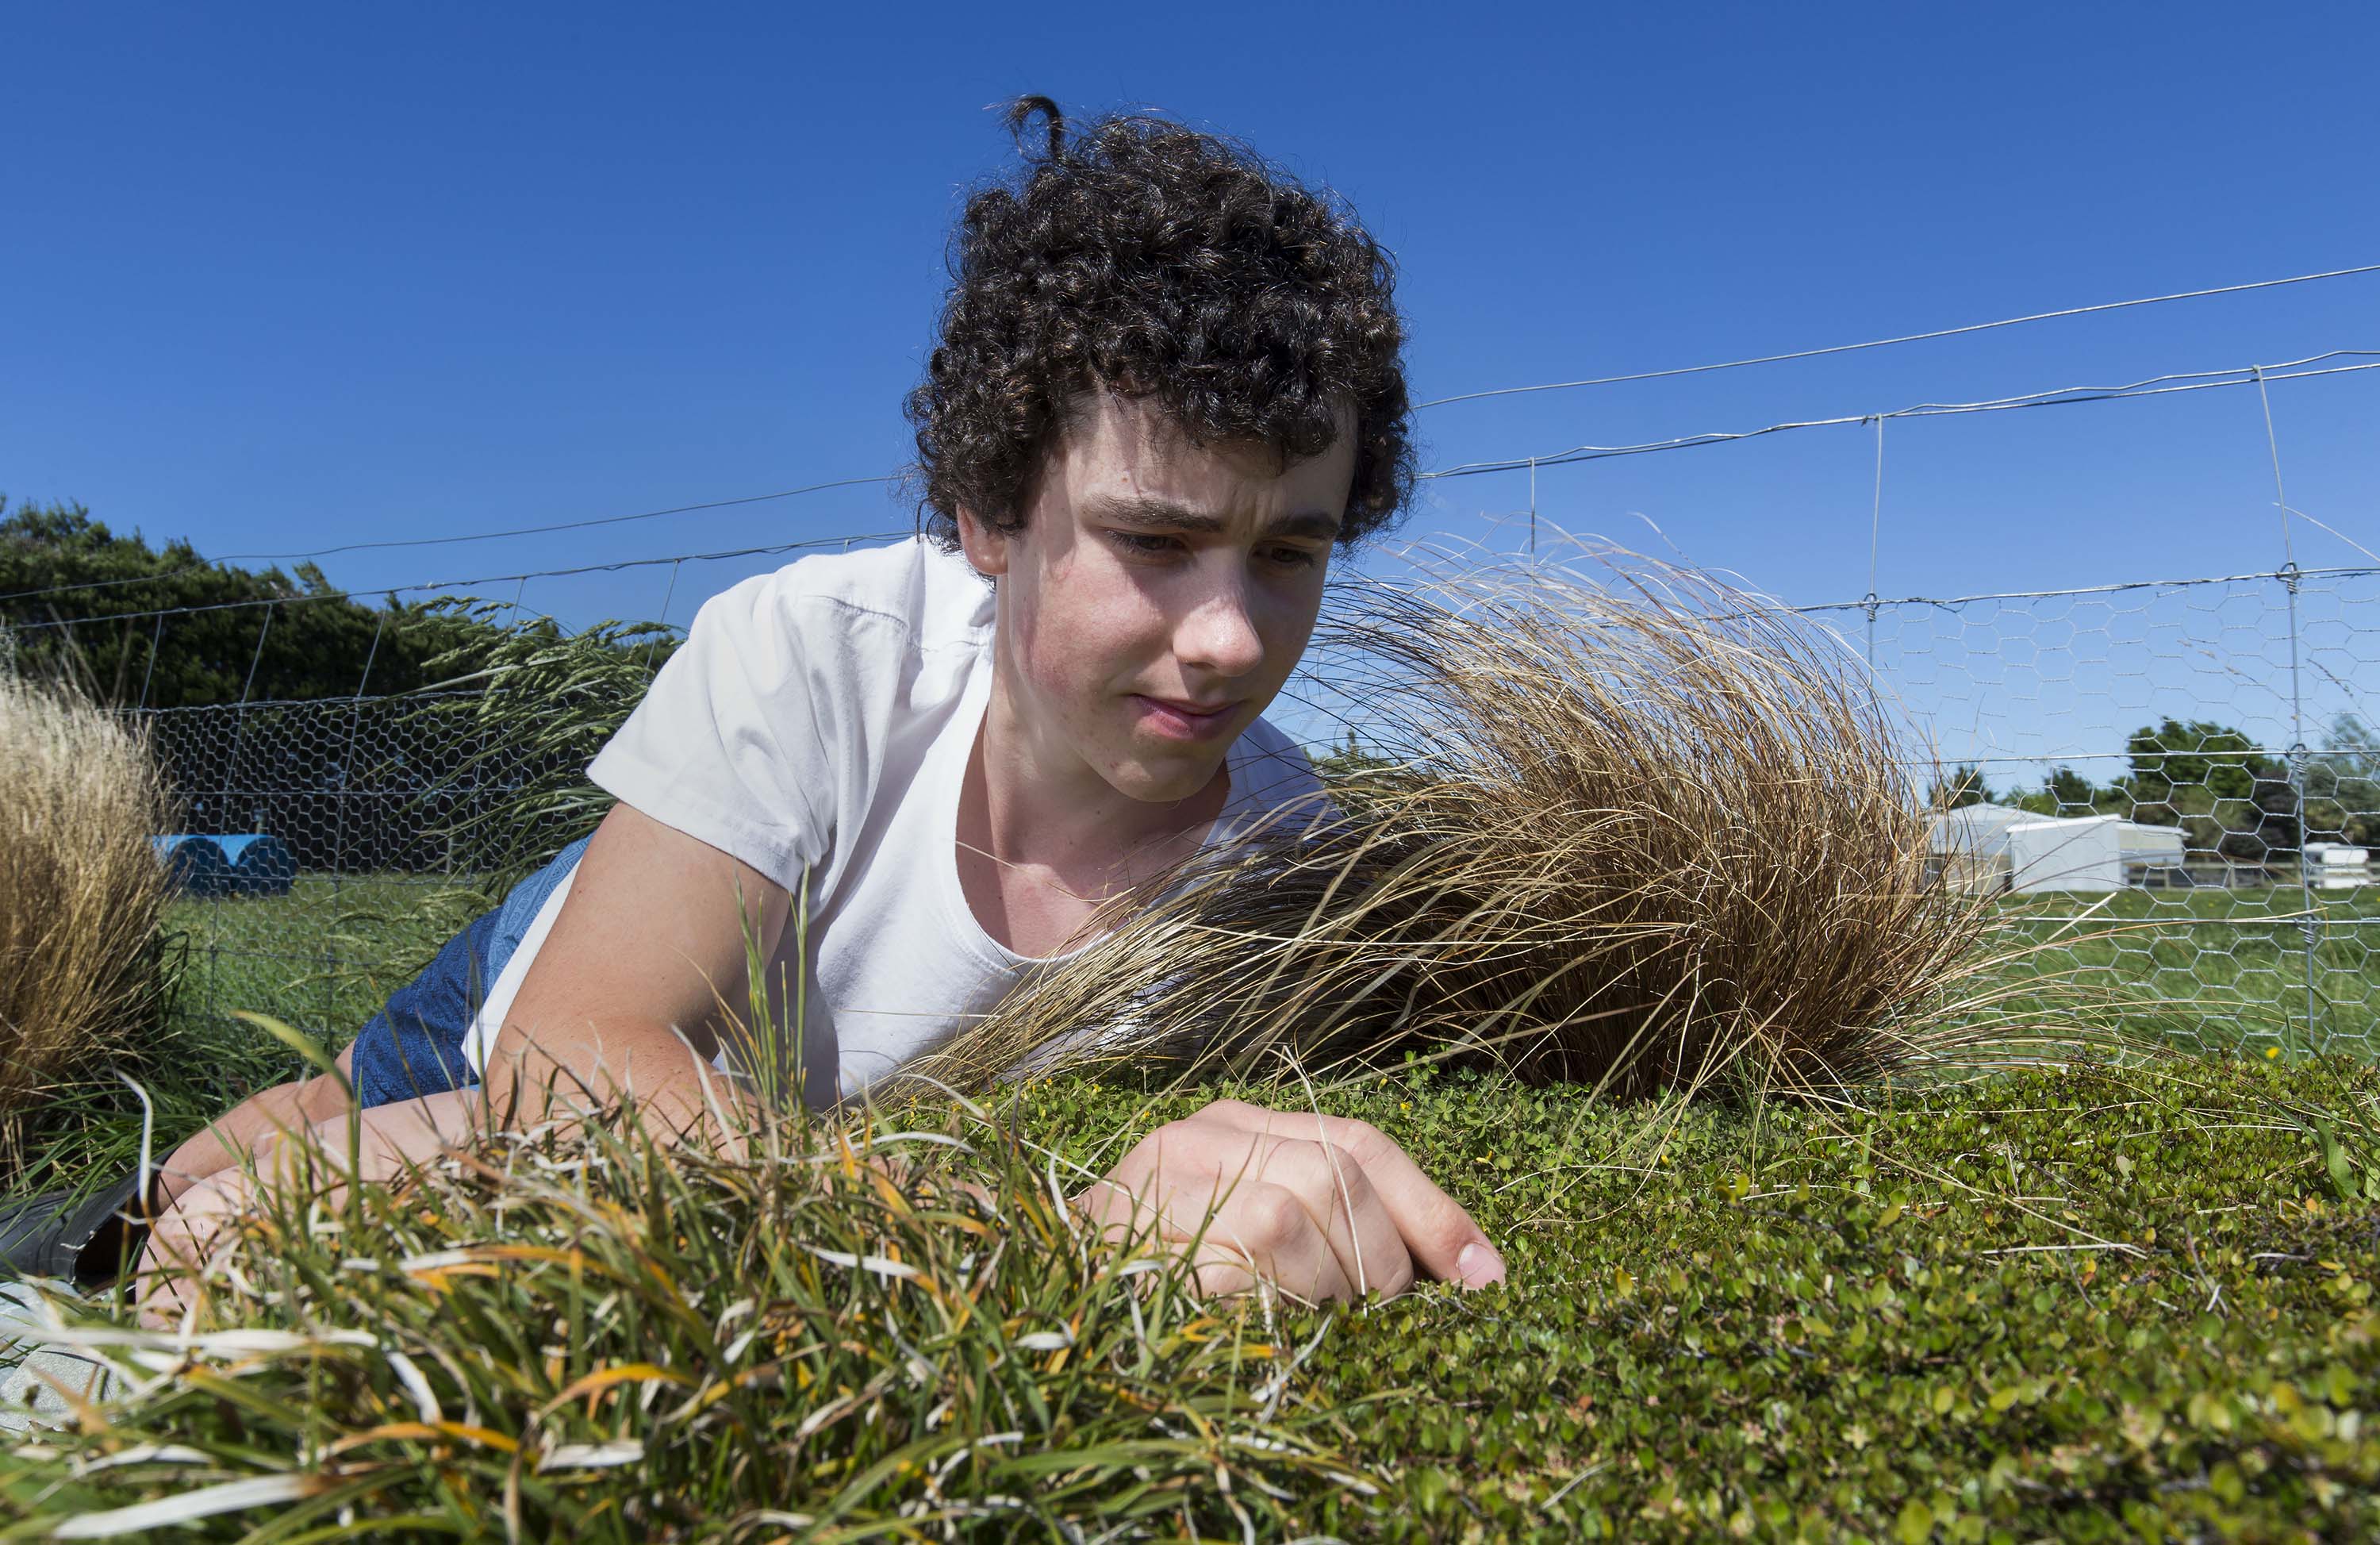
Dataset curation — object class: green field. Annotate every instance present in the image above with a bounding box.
[162,871,493,1043]
[163,874,2380,1065]
[1987,884,2380,1053]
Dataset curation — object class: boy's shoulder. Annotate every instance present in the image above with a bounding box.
[722,536,993,650]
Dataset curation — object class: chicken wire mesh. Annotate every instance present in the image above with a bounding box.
[1806,562,2379,1055]
[130,678,624,1048]
[0,548,2359,1058]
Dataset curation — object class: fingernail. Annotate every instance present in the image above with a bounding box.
[1457,1240,1506,1287]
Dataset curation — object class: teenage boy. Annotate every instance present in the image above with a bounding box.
[64,101,1510,1309]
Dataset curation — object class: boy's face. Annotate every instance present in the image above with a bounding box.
[958,391,1354,805]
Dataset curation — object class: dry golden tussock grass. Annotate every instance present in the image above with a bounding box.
[0,674,175,1117]
[904,545,2043,1104]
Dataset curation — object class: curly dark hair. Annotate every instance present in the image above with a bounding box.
[907,98,1415,552]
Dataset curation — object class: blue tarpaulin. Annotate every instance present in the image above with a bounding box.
[220,834,296,895]
[153,836,229,896]
[153,834,294,897]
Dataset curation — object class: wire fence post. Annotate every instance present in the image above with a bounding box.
[329,610,386,895]
[1527,458,1537,556]
[323,608,388,1036]
[136,611,164,710]
[2282,561,2320,1054]
[2254,364,2324,1055]
[644,559,683,673]
[1864,414,1886,671]
[202,601,275,1034]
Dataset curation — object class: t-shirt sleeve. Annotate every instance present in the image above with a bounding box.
[585,572,834,889]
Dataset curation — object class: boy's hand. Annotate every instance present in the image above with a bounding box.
[134,1088,486,1328]
[1071,1097,1507,1304]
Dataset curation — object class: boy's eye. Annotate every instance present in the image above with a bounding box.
[1105,529,1320,569]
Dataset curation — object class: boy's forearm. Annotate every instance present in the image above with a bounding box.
[481,1020,747,1143]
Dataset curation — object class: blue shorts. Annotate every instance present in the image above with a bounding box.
[348,837,591,1109]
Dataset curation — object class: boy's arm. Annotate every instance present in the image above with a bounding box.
[479,801,794,1137]
[474,803,1509,1306]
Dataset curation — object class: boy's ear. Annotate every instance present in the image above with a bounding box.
[955,505,1012,578]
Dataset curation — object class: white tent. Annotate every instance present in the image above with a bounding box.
[1929,803,2044,861]
[2006,814,2186,894]
[1929,805,2189,894]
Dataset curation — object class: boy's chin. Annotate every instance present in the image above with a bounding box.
[1104,748,1228,806]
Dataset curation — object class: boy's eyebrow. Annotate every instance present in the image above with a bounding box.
[1087,495,1342,540]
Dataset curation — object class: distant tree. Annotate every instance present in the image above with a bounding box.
[0,496,501,707]
[2113,717,2297,863]
[1927,763,1992,810]
[1310,729,1411,820]
[0,497,673,872]
[2044,764,2104,813]
[2006,763,2104,817]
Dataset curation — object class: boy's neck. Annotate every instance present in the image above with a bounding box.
[972,667,1230,891]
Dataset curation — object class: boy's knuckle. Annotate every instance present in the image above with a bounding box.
[1284,1139,1370,1198]
[1151,1117,1202,1147]
[1130,1124,1186,1168]
[1242,1186,1308,1247]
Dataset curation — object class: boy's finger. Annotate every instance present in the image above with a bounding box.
[1077,1170,1354,1305]
[1188,1098,1507,1289]
[1188,1127,1415,1300]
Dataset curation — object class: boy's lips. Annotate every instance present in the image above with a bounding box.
[1131,694,1240,738]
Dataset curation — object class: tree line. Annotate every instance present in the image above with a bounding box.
[1930,716,2380,863]
[0,495,516,705]
[3,496,676,873]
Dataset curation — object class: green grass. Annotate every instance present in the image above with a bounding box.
[0,877,483,1197]
[163,872,485,1044]
[6,1055,2380,1540]
[1984,884,2380,1054]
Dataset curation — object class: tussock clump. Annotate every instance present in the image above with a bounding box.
[6,1090,1372,1538]
[0,675,174,1122]
[916,546,2015,1101]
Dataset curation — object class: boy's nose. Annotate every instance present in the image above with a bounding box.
[1174,575,1265,679]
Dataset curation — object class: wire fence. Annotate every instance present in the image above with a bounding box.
[1823,563,2378,1056]
[6,269,2377,1057]
[129,687,599,1054]
[40,553,2362,1059]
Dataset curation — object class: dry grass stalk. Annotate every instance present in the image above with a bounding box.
[0,674,174,1118]
[905,545,2020,1103]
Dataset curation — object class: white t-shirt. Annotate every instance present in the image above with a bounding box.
[458,535,1328,1106]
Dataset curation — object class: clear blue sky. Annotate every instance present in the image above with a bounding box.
[7,2,2376,765]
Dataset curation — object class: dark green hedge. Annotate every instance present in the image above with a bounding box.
[1018,1055,2380,1541]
